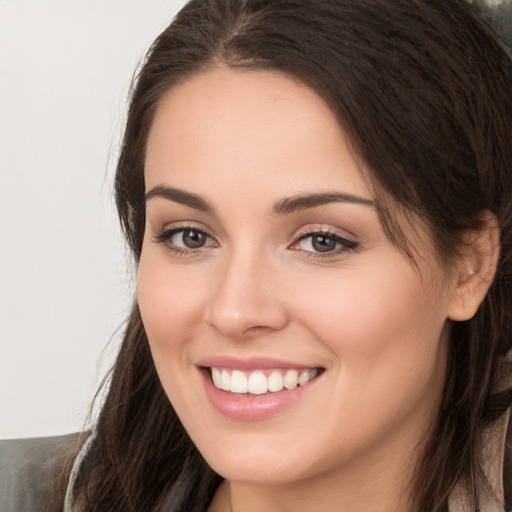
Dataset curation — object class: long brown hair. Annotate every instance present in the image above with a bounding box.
[58,1,512,510]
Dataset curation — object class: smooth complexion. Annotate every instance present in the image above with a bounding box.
[138,68,473,512]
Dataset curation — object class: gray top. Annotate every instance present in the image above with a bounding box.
[0,433,79,512]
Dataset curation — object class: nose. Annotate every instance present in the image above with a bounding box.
[204,249,289,340]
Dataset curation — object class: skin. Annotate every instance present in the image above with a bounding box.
[137,68,478,511]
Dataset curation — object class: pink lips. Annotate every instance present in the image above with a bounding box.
[197,356,323,421]
[197,356,317,371]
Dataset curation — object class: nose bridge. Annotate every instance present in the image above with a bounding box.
[205,243,287,339]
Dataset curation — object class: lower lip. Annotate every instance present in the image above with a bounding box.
[199,368,322,420]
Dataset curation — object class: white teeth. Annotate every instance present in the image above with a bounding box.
[211,368,222,388]
[298,370,310,386]
[230,370,247,393]
[267,370,284,392]
[220,370,231,391]
[210,367,319,394]
[284,369,299,390]
[248,371,267,395]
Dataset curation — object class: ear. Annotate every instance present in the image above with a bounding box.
[447,211,500,322]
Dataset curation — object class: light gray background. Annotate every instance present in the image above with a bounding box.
[0,0,187,439]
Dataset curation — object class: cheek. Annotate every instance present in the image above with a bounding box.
[137,250,208,361]
[290,262,449,409]
[295,262,445,343]
[136,251,215,422]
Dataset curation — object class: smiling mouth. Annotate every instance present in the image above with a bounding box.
[208,367,323,395]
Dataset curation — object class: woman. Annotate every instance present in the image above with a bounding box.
[4,0,510,511]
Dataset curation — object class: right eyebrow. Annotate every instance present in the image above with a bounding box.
[144,185,214,213]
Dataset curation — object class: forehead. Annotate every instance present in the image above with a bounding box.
[143,67,443,275]
[144,67,372,201]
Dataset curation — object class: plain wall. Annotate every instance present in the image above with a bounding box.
[0,0,187,439]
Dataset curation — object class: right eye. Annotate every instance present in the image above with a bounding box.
[153,227,217,253]
[171,229,210,249]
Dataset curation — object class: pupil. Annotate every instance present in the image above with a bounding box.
[183,230,206,248]
[312,235,336,253]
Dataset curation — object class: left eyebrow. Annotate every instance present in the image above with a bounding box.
[272,192,375,215]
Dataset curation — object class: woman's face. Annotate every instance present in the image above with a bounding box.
[138,68,455,488]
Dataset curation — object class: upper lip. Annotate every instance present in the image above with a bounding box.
[196,356,321,371]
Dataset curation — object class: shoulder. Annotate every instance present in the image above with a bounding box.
[0,433,81,512]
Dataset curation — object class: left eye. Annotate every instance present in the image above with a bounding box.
[295,233,357,254]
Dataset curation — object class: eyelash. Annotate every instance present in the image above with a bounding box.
[291,228,359,259]
[152,225,359,258]
[153,226,216,257]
